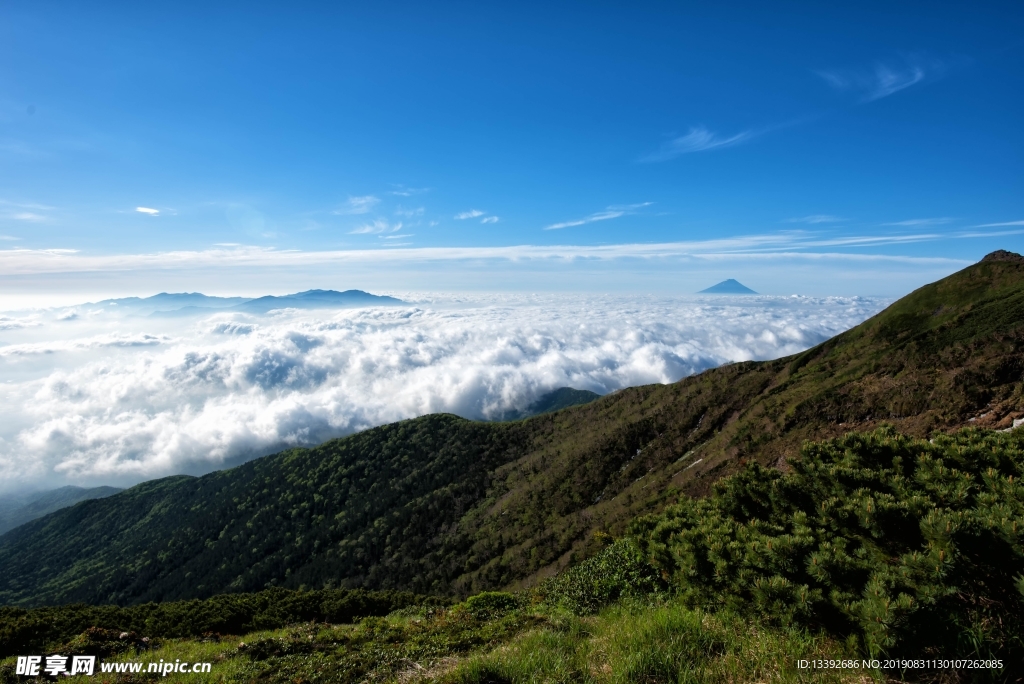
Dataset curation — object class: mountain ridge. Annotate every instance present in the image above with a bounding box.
[0,486,123,536]
[1,253,1021,607]
[83,289,404,317]
[230,289,403,314]
[494,387,602,421]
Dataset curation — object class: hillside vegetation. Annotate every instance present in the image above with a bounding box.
[1,254,1022,607]
[0,588,446,659]
[3,426,1018,682]
[0,486,122,536]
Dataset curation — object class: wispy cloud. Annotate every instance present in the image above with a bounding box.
[455,209,485,220]
[793,233,942,248]
[641,126,752,162]
[0,199,54,210]
[334,195,380,215]
[350,219,402,235]
[481,216,499,224]
[1,199,53,223]
[389,186,430,197]
[973,220,1024,228]
[545,202,653,231]
[0,234,19,241]
[787,215,844,224]
[546,210,624,231]
[381,234,413,240]
[0,231,976,276]
[883,218,954,226]
[955,229,1024,239]
[394,206,425,218]
[12,212,46,221]
[817,56,941,102]
[135,207,160,216]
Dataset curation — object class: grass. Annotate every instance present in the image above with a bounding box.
[439,601,860,684]
[0,597,863,684]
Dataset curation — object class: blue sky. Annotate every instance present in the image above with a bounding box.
[1,1,1023,302]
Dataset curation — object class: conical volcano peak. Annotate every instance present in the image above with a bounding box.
[981,250,1024,263]
[698,279,757,294]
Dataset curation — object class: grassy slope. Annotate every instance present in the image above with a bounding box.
[1,258,1022,607]
[0,600,857,684]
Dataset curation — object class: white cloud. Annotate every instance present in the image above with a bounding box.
[481,216,499,224]
[12,212,46,221]
[136,207,160,216]
[0,314,41,331]
[817,57,941,102]
[545,202,653,231]
[972,220,1024,228]
[0,199,54,212]
[641,126,752,162]
[395,206,425,217]
[883,218,954,226]
[0,295,888,489]
[954,229,1024,239]
[0,333,167,357]
[1,200,52,223]
[0,234,19,241]
[546,211,622,231]
[350,219,402,235]
[334,195,380,215]
[787,215,844,224]
[0,231,974,277]
[455,210,485,219]
[389,186,430,197]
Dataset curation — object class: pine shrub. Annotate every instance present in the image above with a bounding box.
[630,427,1024,661]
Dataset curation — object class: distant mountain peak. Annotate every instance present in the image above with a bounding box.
[698,279,757,294]
[982,250,1024,263]
[131,290,405,317]
[234,290,403,313]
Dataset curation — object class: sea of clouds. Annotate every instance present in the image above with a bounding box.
[0,293,889,491]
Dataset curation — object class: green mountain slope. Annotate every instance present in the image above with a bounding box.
[0,417,526,605]
[493,386,601,421]
[0,486,123,536]
[1,253,1022,607]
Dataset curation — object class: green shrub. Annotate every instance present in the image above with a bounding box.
[631,427,1024,662]
[464,592,522,619]
[536,537,667,614]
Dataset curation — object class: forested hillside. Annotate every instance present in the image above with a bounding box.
[0,417,529,605]
[0,486,122,536]
[4,427,1019,681]
[1,252,1022,607]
